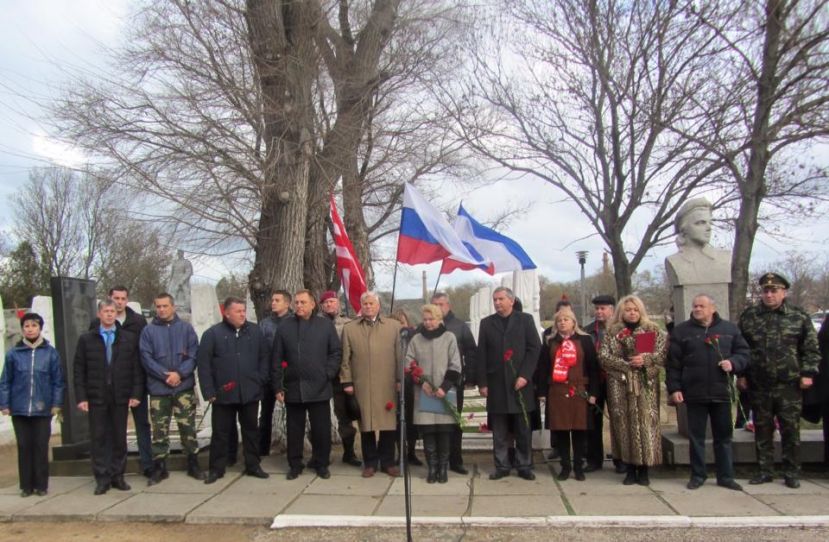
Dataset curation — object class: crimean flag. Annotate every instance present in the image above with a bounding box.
[330,196,367,313]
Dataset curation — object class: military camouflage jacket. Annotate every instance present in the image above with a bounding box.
[738,301,820,386]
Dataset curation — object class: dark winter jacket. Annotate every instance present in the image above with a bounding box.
[477,310,541,414]
[272,314,342,403]
[535,332,600,400]
[197,320,270,405]
[667,313,751,403]
[259,311,292,353]
[74,326,143,405]
[90,306,148,396]
[442,311,478,386]
[0,339,65,417]
[139,315,199,396]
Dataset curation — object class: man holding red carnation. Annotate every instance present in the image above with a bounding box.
[667,294,750,491]
[272,290,342,480]
[340,291,403,478]
[477,287,541,481]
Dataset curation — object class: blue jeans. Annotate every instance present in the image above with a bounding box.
[686,402,735,483]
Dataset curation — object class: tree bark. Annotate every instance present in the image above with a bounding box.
[245,0,317,318]
[729,0,782,319]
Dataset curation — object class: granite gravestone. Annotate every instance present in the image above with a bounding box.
[50,277,97,460]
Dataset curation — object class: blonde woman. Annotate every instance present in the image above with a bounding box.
[599,295,667,486]
[535,307,599,481]
[405,304,461,483]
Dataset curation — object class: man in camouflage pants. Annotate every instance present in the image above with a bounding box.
[139,293,204,484]
[739,272,821,488]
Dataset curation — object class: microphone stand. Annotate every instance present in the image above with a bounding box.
[399,364,413,541]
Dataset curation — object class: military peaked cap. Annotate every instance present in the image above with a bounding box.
[759,272,790,289]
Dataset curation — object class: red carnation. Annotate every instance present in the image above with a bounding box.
[566,386,576,398]
[385,401,394,411]
[281,361,288,368]
[617,328,632,340]
[221,381,237,392]
[503,349,514,362]
[479,422,490,433]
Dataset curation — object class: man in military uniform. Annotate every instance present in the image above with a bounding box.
[739,272,820,488]
[319,291,361,467]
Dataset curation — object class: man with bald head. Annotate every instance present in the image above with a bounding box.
[667,294,750,491]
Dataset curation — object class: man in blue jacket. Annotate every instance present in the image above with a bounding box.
[140,292,203,484]
[273,289,341,480]
[198,297,271,483]
[667,294,750,491]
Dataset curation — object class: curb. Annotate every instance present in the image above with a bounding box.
[271,514,829,529]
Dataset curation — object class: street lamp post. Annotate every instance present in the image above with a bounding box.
[577,251,588,324]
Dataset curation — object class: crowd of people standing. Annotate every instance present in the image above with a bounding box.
[0,269,824,496]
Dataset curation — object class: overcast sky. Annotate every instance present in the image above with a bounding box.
[1,1,827,300]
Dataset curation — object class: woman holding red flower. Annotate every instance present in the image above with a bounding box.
[599,295,667,486]
[404,304,462,483]
[534,307,599,481]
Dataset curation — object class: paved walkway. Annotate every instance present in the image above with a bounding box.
[2,453,829,528]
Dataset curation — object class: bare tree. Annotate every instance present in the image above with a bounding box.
[684,0,829,317]
[442,0,731,296]
[13,167,113,280]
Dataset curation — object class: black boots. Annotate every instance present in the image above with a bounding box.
[147,459,169,486]
[187,453,206,481]
[342,435,362,467]
[423,433,438,483]
[436,432,450,484]
[622,464,637,485]
[636,465,650,486]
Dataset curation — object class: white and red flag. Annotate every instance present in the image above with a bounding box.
[330,195,367,313]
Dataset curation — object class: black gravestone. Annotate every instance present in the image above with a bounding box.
[51,277,96,460]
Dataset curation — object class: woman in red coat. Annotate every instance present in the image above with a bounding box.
[536,307,599,481]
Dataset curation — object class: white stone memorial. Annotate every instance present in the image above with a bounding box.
[190,283,222,340]
[31,296,56,347]
[665,198,732,322]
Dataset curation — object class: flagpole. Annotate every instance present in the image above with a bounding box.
[432,266,443,299]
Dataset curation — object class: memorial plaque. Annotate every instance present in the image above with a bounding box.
[50,277,97,459]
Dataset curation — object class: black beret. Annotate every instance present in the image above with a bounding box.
[759,272,790,289]
[592,294,616,306]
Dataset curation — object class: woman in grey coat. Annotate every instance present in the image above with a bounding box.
[405,304,461,483]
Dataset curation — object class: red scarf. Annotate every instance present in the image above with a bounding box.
[552,338,577,383]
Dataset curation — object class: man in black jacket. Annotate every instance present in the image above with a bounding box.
[667,294,750,491]
[75,299,143,495]
[89,286,153,478]
[582,294,620,473]
[273,290,342,480]
[198,297,271,484]
[257,289,292,456]
[477,287,541,481]
[432,292,477,475]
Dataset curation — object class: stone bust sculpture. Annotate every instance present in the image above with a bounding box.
[665,198,731,285]
[169,249,194,312]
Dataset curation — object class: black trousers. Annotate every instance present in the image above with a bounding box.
[397,378,418,458]
[88,401,129,482]
[586,383,607,467]
[332,382,357,441]
[12,416,52,492]
[687,401,735,483]
[258,382,276,455]
[361,430,396,469]
[554,429,587,470]
[209,402,260,474]
[286,400,331,470]
[491,413,533,472]
[822,401,829,464]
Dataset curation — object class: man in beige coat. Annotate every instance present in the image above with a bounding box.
[341,291,402,478]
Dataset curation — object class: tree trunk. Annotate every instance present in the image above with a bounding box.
[245,0,317,318]
[303,169,332,294]
[729,0,782,319]
[609,246,633,298]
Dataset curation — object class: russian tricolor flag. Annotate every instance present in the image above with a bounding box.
[441,204,536,275]
[396,183,488,270]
